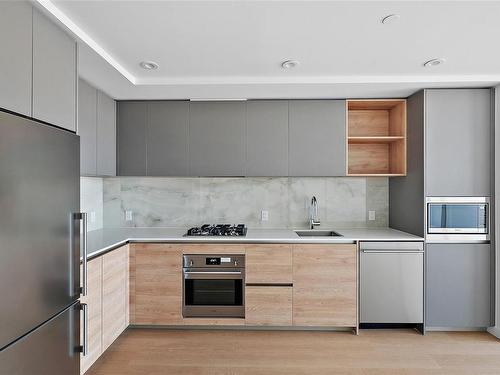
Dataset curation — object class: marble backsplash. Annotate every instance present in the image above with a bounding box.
[102,177,388,229]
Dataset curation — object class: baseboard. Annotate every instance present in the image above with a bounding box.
[487,326,500,339]
[425,327,487,332]
[359,323,424,334]
[129,324,355,332]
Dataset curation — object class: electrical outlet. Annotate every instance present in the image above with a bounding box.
[125,210,133,221]
[368,210,376,221]
[89,211,96,223]
[261,210,269,221]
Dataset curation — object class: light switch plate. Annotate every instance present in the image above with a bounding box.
[89,211,96,223]
[125,210,133,221]
[368,210,376,221]
[261,210,269,221]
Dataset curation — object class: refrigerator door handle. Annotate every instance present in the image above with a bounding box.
[75,212,88,296]
[79,303,88,356]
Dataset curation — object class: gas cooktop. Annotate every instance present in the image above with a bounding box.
[185,224,247,237]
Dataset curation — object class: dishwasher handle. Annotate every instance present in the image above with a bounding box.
[361,250,424,254]
[359,241,424,251]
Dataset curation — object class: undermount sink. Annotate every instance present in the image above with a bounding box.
[294,230,343,237]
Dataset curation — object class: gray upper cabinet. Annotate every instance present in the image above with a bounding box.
[425,89,492,196]
[147,101,189,176]
[288,100,346,176]
[117,102,147,176]
[33,9,77,131]
[246,101,288,176]
[0,1,32,116]
[189,101,246,176]
[78,79,116,177]
[78,79,97,175]
[116,100,349,177]
[97,91,116,176]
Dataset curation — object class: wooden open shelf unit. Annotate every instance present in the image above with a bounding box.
[346,99,407,176]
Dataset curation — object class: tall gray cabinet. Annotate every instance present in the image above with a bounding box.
[425,89,492,196]
[0,1,32,117]
[426,243,492,328]
[390,88,494,329]
[0,2,77,132]
[78,79,97,175]
[33,8,77,132]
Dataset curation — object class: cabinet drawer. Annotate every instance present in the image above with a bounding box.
[245,286,292,326]
[246,245,292,284]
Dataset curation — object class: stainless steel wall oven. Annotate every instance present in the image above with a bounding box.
[183,254,245,318]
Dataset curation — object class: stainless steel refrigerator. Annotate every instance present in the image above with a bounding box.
[0,110,83,374]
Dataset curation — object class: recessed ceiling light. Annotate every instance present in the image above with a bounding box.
[381,14,400,25]
[423,58,446,67]
[281,60,300,69]
[139,61,159,70]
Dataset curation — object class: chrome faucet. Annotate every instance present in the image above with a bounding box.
[309,196,321,229]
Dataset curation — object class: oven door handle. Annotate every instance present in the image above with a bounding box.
[183,271,243,280]
[184,271,242,275]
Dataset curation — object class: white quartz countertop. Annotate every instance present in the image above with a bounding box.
[86,227,424,259]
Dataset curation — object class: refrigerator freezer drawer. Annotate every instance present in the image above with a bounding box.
[360,245,424,324]
[0,302,80,375]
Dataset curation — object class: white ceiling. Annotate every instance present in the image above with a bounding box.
[41,1,500,100]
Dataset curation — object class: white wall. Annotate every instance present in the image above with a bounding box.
[80,177,104,231]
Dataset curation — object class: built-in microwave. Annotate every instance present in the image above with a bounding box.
[426,197,490,243]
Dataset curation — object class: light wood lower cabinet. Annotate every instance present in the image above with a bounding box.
[102,245,129,351]
[245,286,292,326]
[246,245,292,284]
[292,244,357,327]
[80,246,129,374]
[81,242,358,373]
[80,257,102,374]
[130,244,182,325]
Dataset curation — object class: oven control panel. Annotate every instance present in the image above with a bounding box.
[184,254,245,268]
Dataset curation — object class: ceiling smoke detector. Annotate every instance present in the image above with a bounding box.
[281,60,300,69]
[381,14,400,25]
[423,58,446,67]
[139,61,159,70]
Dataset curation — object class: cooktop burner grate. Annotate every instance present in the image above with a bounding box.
[185,224,247,237]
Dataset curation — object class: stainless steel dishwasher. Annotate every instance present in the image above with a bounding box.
[360,241,424,332]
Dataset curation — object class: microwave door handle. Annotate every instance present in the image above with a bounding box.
[440,204,447,229]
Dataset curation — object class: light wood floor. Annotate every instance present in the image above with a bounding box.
[87,328,500,375]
